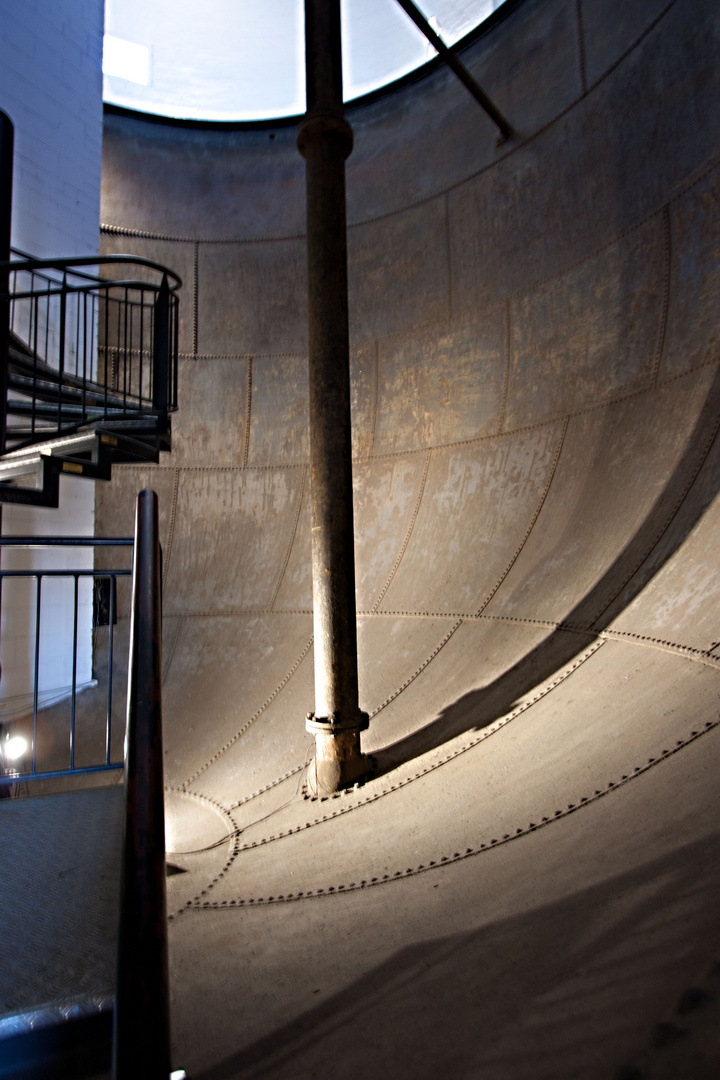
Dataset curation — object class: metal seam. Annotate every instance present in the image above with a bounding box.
[225,637,603,826]
[600,629,720,667]
[369,340,380,457]
[497,297,511,434]
[476,416,569,616]
[353,357,718,465]
[100,223,306,245]
[242,356,253,468]
[164,608,313,617]
[589,400,720,630]
[183,629,720,826]
[155,609,720,668]
[192,242,199,356]
[162,467,180,590]
[165,784,238,828]
[270,464,306,610]
[181,636,314,789]
[110,0,682,252]
[372,447,431,611]
[165,182,719,382]
[576,0,587,96]
[368,619,463,719]
[651,203,672,386]
[162,613,184,686]
[176,718,720,915]
[164,786,241,895]
[110,182,718,432]
[444,191,453,320]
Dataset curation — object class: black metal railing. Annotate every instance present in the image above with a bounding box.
[0,495,171,1075]
[0,252,180,454]
[0,535,133,788]
[113,489,170,1079]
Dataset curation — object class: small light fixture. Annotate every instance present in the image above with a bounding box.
[3,735,28,761]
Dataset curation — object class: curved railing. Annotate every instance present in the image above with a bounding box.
[0,252,181,454]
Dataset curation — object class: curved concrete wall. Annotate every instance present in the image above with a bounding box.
[98,0,720,1076]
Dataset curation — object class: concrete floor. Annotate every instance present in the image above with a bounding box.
[96,0,720,1075]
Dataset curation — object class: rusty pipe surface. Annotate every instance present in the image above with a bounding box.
[299,0,368,792]
[113,489,170,1080]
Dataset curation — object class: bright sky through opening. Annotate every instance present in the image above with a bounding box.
[103,0,506,121]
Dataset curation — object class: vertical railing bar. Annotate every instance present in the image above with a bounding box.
[31,289,39,435]
[173,296,179,409]
[57,272,67,435]
[106,572,115,766]
[123,286,129,412]
[104,287,110,417]
[127,296,132,404]
[74,283,80,380]
[70,573,78,770]
[90,288,96,390]
[32,574,41,775]
[81,288,88,422]
[139,294,144,407]
[152,276,169,418]
[130,298,136,404]
[115,291,120,408]
[43,278,49,367]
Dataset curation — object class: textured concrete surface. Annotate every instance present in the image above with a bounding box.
[0,786,122,1019]
[97,0,720,1076]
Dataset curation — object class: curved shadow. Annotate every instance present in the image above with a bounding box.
[371,361,720,777]
[194,831,720,1080]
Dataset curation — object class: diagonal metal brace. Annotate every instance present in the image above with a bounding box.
[394,0,513,142]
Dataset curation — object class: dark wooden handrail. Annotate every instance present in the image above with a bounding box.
[113,489,170,1079]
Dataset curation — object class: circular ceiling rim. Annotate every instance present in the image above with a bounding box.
[102,0,522,132]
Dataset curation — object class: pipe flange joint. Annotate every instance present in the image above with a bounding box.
[297,115,354,159]
[305,710,369,735]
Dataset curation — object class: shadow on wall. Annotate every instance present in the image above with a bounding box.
[373,360,720,777]
[195,830,720,1080]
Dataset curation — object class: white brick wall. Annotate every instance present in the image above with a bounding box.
[0,0,104,730]
[0,0,104,258]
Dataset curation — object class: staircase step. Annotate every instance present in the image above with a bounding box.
[8,372,131,413]
[0,429,161,505]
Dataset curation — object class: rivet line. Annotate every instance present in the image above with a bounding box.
[170,719,719,916]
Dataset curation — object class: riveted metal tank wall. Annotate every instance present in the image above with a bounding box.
[98,1,720,1076]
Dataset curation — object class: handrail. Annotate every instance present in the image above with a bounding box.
[1,253,182,292]
[0,535,136,787]
[0,111,180,458]
[113,489,170,1079]
[1,254,180,451]
[0,536,133,546]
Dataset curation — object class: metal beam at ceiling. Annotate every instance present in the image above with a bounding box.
[393,0,513,141]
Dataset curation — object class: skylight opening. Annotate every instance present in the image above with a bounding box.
[103,0,508,122]
[103,34,151,86]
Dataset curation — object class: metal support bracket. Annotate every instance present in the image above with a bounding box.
[394,0,513,143]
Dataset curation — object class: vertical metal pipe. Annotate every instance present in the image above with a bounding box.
[70,574,78,770]
[32,575,41,775]
[106,573,115,766]
[298,0,368,794]
[113,489,170,1080]
[0,109,13,455]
